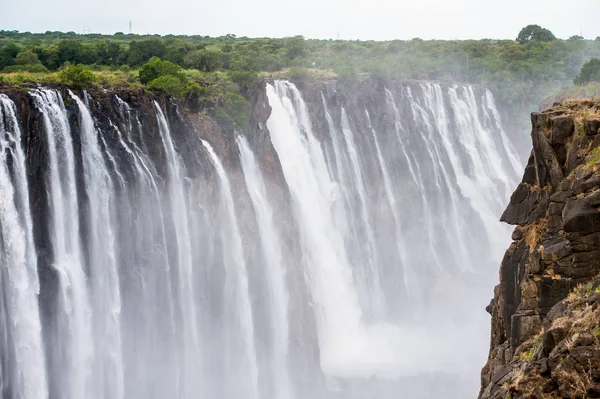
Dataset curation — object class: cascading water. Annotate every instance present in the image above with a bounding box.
[30,88,94,399]
[0,79,522,399]
[70,91,125,399]
[201,139,259,399]
[0,94,48,399]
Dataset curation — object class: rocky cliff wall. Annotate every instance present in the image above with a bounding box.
[480,100,600,399]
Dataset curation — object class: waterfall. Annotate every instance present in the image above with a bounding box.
[30,88,94,399]
[264,80,522,384]
[237,135,293,399]
[265,81,366,374]
[0,79,522,399]
[69,91,125,399]
[201,139,259,399]
[154,102,202,397]
[0,94,48,399]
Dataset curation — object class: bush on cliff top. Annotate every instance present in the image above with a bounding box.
[139,56,184,84]
[59,64,97,88]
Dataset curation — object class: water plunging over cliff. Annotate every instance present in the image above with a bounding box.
[0,79,521,399]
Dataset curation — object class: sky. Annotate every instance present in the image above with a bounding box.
[1,0,598,41]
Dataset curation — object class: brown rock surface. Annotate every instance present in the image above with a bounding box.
[480,99,600,398]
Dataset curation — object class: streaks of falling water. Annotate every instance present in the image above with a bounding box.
[69,91,125,399]
[201,138,260,399]
[30,88,93,399]
[265,80,522,385]
[0,94,49,399]
[320,95,386,319]
[0,80,523,399]
[265,81,365,374]
[364,109,411,304]
[154,102,201,396]
[237,135,293,399]
[112,99,179,399]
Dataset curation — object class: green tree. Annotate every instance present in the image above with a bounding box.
[148,75,187,96]
[516,25,556,44]
[183,48,223,72]
[227,70,259,90]
[0,43,22,69]
[15,49,41,65]
[138,56,183,84]
[126,39,166,66]
[95,41,125,65]
[574,57,600,85]
[284,35,306,61]
[59,64,97,88]
[38,44,60,69]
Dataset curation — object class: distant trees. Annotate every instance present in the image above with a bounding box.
[574,58,600,85]
[15,49,39,65]
[127,39,166,66]
[183,48,223,72]
[517,25,556,44]
[0,29,599,127]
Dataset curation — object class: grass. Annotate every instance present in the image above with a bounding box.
[0,69,141,89]
[259,67,338,81]
[585,146,600,169]
[522,219,547,252]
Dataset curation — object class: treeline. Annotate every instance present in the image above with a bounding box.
[2,27,600,127]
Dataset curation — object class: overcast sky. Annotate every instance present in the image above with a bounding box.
[1,0,598,41]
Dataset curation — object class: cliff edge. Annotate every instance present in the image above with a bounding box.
[480,100,600,398]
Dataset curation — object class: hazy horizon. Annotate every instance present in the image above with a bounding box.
[2,0,598,41]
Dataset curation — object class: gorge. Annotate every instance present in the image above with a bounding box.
[0,78,523,399]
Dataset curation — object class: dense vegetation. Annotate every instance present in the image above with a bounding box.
[574,57,600,86]
[1,27,600,130]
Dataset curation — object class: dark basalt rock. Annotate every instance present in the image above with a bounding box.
[550,116,574,145]
[480,100,600,399]
[584,118,600,136]
[563,197,600,234]
[500,183,550,224]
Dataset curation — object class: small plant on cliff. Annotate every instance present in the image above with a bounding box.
[59,64,97,89]
[519,349,534,362]
[585,147,600,169]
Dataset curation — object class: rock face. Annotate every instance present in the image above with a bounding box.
[480,100,600,399]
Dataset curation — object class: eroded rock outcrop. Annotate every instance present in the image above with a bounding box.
[480,100,600,399]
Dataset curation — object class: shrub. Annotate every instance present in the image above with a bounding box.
[2,64,49,73]
[58,64,97,88]
[227,70,259,89]
[147,75,186,96]
[288,66,310,82]
[138,57,183,84]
